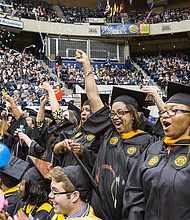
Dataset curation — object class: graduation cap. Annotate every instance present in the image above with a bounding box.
[62,165,92,192]
[24,107,37,117]
[31,107,54,120]
[111,86,147,111]
[166,81,190,107]
[142,107,150,119]
[44,109,54,120]
[0,156,30,181]
[68,102,80,123]
[80,93,109,108]
[27,156,52,180]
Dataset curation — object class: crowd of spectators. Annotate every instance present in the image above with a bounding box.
[52,61,150,93]
[2,0,189,25]
[1,44,189,108]
[52,52,190,95]
[0,48,67,108]
[60,5,105,23]
[0,0,60,22]
[13,0,59,22]
[128,7,190,24]
[136,53,190,91]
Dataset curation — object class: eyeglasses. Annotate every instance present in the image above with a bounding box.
[158,108,190,117]
[50,187,74,196]
[109,110,130,119]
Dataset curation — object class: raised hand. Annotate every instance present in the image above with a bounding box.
[41,82,53,92]
[40,94,49,106]
[75,49,89,64]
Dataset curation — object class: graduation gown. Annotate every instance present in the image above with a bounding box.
[7,116,42,160]
[53,106,110,172]
[19,202,53,220]
[123,138,190,220]
[91,125,155,220]
[42,117,76,162]
[3,185,21,216]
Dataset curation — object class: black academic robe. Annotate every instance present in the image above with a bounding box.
[6,116,38,160]
[20,202,53,220]
[140,115,164,139]
[91,126,155,220]
[123,139,190,220]
[43,117,76,162]
[3,185,21,216]
[53,106,111,172]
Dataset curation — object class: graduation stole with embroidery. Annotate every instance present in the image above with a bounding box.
[164,136,190,146]
[121,129,144,139]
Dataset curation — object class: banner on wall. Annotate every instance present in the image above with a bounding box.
[140,24,150,34]
[101,24,150,35]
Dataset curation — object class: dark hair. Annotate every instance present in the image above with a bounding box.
[124,103,142,130]
[22,179,49,207]
[0,172,19,188]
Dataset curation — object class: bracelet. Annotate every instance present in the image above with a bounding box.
[84,70,94,76]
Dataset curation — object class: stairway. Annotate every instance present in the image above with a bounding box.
[52,5,66,20]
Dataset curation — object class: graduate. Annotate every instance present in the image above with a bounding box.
[17,157,53,220]
[49,165,101,220]
[123,81,190,220]
[75,49,155,220]
[52,93,110,172]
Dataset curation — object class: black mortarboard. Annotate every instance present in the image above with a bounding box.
[142,107,150,119]
[68,102,80,123]
[111,86,147,111]
[166,81,190,107]
[0,156,30,181]
[25,107,37,117]
[81,94,90,108]
[44,109,54,120]
[100,93,110,106]
[34,108,54,120]
[62,165,92,192]
[81,93,109,108]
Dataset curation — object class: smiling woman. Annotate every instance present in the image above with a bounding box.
[76,49,155,220]
[123,81,190,220]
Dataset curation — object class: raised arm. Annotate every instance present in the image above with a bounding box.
[36,94,49,123]
[3,95,21,120]
[76,49,104,113]
[41,82,60,112]
[0,110,9,135]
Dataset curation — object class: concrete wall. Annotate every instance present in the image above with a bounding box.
[22,18,190,36]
